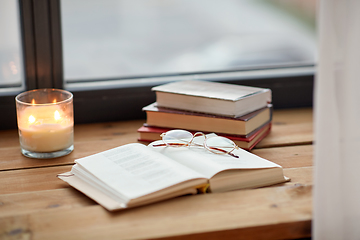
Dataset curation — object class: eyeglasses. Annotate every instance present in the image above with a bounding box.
[152,129,240,158]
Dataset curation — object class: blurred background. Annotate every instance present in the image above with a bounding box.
[0,0,316,87]
[0,0,22,87]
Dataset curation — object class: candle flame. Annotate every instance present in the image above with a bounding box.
[54,110,61,121]
[31,99,35,105]
[53,99,57,103]
[28,115,36,124]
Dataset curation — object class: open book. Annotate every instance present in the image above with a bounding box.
[58,138,288,211]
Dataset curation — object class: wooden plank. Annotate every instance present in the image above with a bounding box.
[0,134,313,172]
[0,108,312,150]
[255,122,313,148]
[0,184,312,240]
[283,167,313,186]
[272,108,313,124]
[73,119,145,142]
[0,109,313,171]
[0,165,313,195]
[0,108,314,240]
[0,120,145,148]
[0,135,139,171]
[0,121,145,171]
[0,167,313,217]
[0,144,313,194]
[256,108,313,148]
[252,144,313,168]
[0,188,96,218]
[0,120,157,171]
[0,166,313,219]
[0,165,72,194]
[152,220,311,240]
[0,129,19,148]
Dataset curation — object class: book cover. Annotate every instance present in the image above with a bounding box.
[137,123,272,150]
[152,80,271,102]
[143,102,272,135]
[152,80,272,117]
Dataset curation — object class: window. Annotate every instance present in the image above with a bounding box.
[0,0,24,93]
[61,0,315,84]
[0,0,315,130]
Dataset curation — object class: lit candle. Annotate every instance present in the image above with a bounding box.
[16,89,74,158]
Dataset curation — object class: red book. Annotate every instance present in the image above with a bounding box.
[137,123,271,151]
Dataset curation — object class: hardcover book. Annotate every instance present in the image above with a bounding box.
[143,102,272,136]
[152,80,272,117]
[137,123,271,151]
[58,137,288,211]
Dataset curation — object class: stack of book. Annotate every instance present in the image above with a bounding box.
[138,80,273,150]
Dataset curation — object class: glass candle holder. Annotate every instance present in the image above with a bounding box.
[15,89,74,159]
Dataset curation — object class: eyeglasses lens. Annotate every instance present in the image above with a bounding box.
[205,136,236,154]
[163,130,193,147]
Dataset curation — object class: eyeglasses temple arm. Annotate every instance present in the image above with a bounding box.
[153,143,239,158]
[152,143,166,147]
[152,143,188,147]
[207,146,239,158]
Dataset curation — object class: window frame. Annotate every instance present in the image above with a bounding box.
[0,0,314,130]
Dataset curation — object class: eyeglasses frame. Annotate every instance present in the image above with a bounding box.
[153,130,239,158]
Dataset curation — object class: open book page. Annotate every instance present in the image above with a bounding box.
[74,143,206,201]
[148,136,281,179]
